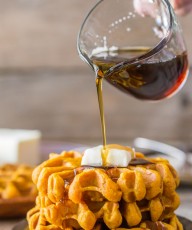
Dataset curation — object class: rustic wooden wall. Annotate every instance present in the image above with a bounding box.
[0,0,192,145]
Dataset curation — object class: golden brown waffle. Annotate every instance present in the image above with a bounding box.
[27,207,182,230]
[0,163,37,217]
[27,150,183,230]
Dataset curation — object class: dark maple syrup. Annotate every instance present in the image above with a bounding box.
[94,47,188,147]
[93,48,188,101]
[96,76,107,147]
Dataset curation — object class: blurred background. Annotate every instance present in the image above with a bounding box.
[0,0,192,146]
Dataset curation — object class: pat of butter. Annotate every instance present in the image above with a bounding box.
[106,149,132,167]
[81,145,133,167]
[81,145,103,166]
[0,129,41,166]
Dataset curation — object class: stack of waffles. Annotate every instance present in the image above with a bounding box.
[27,150,183,230]
[0,164,37,217]
[0,164,37,200]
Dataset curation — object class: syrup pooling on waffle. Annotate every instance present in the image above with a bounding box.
[27,148,183,230]
[0,164,37,199]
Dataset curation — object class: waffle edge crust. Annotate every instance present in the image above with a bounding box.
[27,151,183,230]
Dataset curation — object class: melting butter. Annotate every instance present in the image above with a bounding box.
[81,144,135,167]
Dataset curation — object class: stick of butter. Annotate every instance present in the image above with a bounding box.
[0,129,41,166]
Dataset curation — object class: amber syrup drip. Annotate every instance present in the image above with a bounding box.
[96,69,107,148]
